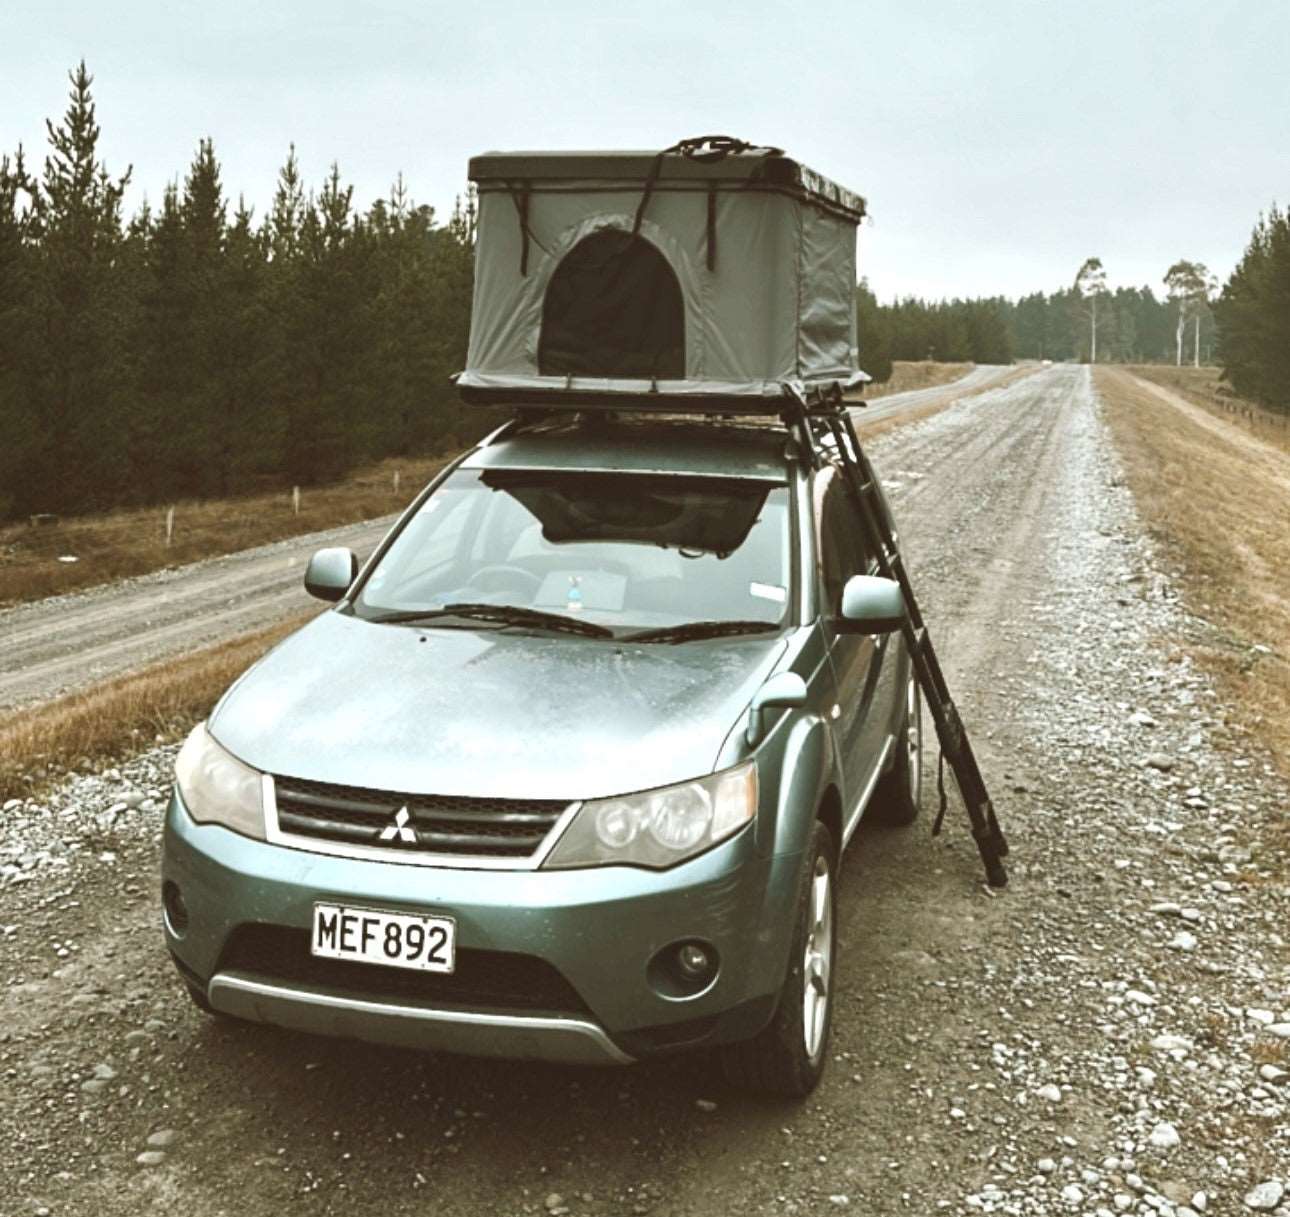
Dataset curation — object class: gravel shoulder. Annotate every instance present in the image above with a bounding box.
[1,366,1286,1217]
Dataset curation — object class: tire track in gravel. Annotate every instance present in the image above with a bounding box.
[0,366,1017,713]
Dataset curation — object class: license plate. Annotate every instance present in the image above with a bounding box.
[311,903,456,974]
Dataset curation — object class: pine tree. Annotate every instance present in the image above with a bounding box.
[853,280,893,383]
[1215,207,1290,410]
[0,150,37,517]
[25,62,133,512]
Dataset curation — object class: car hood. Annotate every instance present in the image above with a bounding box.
[209,611,787,801]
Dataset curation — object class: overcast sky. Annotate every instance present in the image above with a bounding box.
[3,0,1286,300]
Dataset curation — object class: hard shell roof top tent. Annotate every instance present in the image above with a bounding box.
[456,137,870,412]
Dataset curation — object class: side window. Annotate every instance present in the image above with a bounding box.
[814,468,873,615]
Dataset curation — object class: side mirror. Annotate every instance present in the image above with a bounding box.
[304,547,359,603]
[745,671,808,748]
[839,575,904,634]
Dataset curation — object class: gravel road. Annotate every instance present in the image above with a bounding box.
[0,366,1012,713]
[2,366,1286,1217]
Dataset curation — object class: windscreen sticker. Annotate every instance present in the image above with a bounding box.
[749,581,788,603]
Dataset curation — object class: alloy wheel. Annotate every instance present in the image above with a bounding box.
[801,857,833,1062]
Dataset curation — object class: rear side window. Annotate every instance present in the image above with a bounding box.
[814,467,873,615]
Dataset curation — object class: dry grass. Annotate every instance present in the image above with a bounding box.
[1126,365,1290,456]
[0,612,314,803]
[1096,366,1290,784]
[866,361,974,399]
[0,453,454,608]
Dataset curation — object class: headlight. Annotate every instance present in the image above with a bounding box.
[544,761,757,870]
[174,723,265,840]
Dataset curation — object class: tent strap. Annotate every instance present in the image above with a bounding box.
[631,136,784,266]
[507,182,551,276]
[707,186,717,271]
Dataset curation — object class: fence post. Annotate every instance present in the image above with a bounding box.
[292,486,300,516]
[393,470,400,495]
[165,506,175,547]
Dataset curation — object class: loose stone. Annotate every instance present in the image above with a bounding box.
[1242,1180,1284,1211]
[1147,1122,1180,1149]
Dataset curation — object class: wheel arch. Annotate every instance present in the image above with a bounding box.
[764,711,839,859]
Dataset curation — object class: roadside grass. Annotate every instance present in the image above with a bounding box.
[1125,364,1290,456]
[1096,366,1290,788]
[0,452,453,608]
[864,360,974,399]
[0,612,314,804]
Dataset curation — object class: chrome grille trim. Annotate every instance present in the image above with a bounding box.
[263,775,581,871]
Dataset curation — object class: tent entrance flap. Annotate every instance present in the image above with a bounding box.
[538,231,685,380]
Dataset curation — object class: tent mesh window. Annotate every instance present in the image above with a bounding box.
[538,230,684,380]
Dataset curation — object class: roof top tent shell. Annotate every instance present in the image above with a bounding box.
[457,139,869,413]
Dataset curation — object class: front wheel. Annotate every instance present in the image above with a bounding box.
[720,821,837,1097]
[869,672,922,826]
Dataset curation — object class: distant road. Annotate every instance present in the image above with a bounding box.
[0,365,1014,711]
[854,364,1014,424]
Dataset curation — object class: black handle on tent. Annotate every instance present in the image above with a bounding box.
[672,135,785,163]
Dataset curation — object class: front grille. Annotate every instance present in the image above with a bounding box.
[272,775,571,860]
[219,924,590,1016]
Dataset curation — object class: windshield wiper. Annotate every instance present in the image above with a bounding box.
[627,620,780,644]
[367,602,614,639]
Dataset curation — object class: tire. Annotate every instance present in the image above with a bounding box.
[869,671,922,826]
[720,821,837,1097]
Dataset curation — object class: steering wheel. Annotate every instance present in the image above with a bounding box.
[469,564,543,594]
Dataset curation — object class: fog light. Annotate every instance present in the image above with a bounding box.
[162,881,189,935]
[676,943,712,978]
[647,939,720,999]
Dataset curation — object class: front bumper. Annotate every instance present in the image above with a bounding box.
[162,790,802,1064]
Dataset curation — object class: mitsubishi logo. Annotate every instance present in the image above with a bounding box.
[378,805,417,844]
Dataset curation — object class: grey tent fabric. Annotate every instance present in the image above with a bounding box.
[458,144,869,407]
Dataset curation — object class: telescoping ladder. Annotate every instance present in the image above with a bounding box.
[787,396,1010,888]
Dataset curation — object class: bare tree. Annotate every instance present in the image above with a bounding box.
[1074,257,1108,363]
[1164,260,1213,367]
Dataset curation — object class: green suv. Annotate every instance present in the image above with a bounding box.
[162,412,920,1096]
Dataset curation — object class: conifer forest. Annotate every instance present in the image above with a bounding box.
[1,65,1285,523]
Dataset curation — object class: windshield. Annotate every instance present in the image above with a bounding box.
[354,468,792,636]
